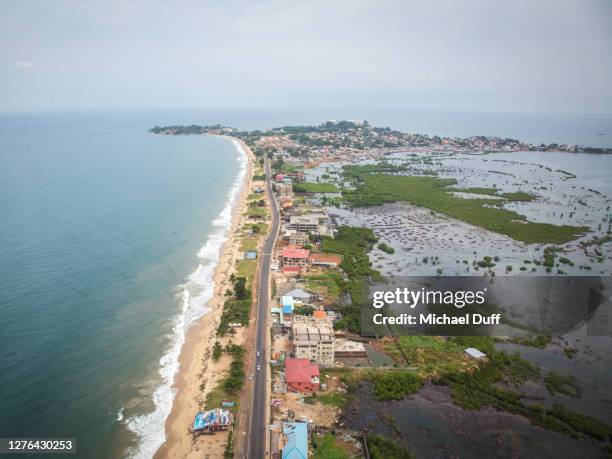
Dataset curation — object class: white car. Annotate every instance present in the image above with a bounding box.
[248,375,253,381]
[256,351,261,357]
[256,365,261,371]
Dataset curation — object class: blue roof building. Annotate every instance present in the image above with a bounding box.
[282,421,308,459]
[281,296,295,315]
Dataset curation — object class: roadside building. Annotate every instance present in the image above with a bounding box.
[282,246,311,267]
[284,288,312,302]
[285,358,320,393]
[283,230,309,246]
[281,421,308,459]
[282,265,301,276]
[281,296,295,324]
[277,183,293,197]
[292,316,335,366]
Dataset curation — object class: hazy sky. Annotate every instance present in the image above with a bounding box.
[1,0,611,114]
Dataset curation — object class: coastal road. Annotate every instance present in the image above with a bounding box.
[246,156,280,458]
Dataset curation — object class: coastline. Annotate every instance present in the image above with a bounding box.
[152,137,255,458]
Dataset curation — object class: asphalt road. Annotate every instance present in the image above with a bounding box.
[247,157,279,458]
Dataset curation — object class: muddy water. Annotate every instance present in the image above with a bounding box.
[341,382,604,458]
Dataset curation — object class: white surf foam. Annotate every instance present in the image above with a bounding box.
[125,137,248,458]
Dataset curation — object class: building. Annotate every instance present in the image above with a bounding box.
[286,171,305,182]
[282,265,301,276]
[285,358,320,392]
[281,295,295,324]
[243,251,257,260]
[282,421,308,459]
[465,347,487,359]
[275,173,285,182]
[334,339,368,359]
[277,183,293,197]
[288,214,332,236]
[284,288,312,302]
[309,253,342,269]
[283,230,309,246]
[282,246,311,267]
[292,316,335,366]
[312,310,327,319]
[193,409,231,433]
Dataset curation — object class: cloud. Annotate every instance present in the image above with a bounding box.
[14,61,33,69]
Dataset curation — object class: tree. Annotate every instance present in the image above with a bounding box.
[234,277,248,300]
[212,341,223,362]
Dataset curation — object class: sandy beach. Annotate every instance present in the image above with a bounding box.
[154,138,256,459]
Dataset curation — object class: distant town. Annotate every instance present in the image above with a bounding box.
[149,120,612,157]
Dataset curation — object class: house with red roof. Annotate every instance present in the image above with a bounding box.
[282,245,310,267]
[285,358,320,392]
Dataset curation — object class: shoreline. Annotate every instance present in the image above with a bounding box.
[152,137,255,458]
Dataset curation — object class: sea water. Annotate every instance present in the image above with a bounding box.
[0,113,245,458]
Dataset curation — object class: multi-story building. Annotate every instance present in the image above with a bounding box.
[288,213,332,236]
[281,246,310,267]
[283,229,309,246]
[292,316,335,367]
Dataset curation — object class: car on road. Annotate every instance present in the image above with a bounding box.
[256,351,260,357]
[256,365,261,371]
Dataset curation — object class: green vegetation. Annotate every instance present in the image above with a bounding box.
[223,430,234,459]
[448,187,535,202]
[448,186,499,195]
[312,434,350,459]
[252,174,266,181]
[218,275,252,335]
[501,191,536,201]
[368,371,422,401]
[383,336,478,377]
[294,304,314,316]
[509,335,551,348]
[342,166,587,244]
[205,345,246,409]
[317,392,350,408]
[544,371,581,398]
[435,337,612,444]
[217,299,251,335]
[377,242,395,254]
[319,226,381,332]
[236,259,256,280]
[305,271,344,301]
[476,256,496,268]
[212,341,223,361]
[293,182,340,193]
[581,234,612,247]
[247,206,266,218]
[367,434,413,459]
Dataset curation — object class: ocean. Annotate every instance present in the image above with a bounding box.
[0,113,246,458]
[0,109,610,458]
